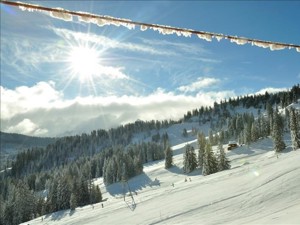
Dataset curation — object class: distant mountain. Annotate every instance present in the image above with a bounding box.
[0,132,57,170]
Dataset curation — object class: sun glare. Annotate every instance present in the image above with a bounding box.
[67,45,101,82]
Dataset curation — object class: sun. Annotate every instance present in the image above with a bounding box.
[67,45,101,83]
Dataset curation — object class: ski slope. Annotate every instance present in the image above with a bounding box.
[23,136,300,225]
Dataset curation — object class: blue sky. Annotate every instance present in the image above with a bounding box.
[1,1,300,137]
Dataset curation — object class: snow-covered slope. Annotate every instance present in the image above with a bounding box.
[23,136,300,225]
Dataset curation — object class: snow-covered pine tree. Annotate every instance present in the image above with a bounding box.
[183,145,189,173]
[289,107,300,150]
[47,178,58,212]
[134,154,143,175]
[164,146,173,169]
[209,130,214,145]
[121,162,128,182]
[183,144,197,173]
[251,122,259,142]
[14,180,36,225]
[217,143,231,171]
[197,132,206,168]
[272,110,286,153]
[244,121,252,145]
[202,143,218,176]
[89,184,102,204]
[188,145,197,172]
[236,115,244,137]
[56,175,71,210]
[70,193,77,210]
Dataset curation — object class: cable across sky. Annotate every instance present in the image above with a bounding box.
[1,0,300,53]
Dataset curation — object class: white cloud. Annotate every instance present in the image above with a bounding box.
[0,82,62,120]
[140,39,210,55]
[140,38,220,63]
[97,65,129,80]
[50,27,176,56]
[1,34,66,76]
[178,77,220,93]
[1,81,236,137]
[6,119,48,136]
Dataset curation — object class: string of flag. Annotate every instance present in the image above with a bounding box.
[1,0,300,53]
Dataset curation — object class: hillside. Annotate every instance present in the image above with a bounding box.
[2,88,300,225]
[22,136,300,224]
[0,132,57,170]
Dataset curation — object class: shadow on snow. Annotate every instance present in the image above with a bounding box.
[105,172,159,197]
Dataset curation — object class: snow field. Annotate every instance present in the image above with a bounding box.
[23,135,300,225]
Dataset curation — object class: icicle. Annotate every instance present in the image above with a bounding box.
[110,19,121,27]
[175,30,182,36]
[19,6,33,12]
[78,14,94,23]
[50,10,72,22]
[150,26,176,35]
[120,22,135,30]
[78,14,135,29]
[161,28,174,35]
[214,35,223,42]
[19,5,40,12]
[140,25,148,31]
[270,44,286,51]
[197,33,212,42]
[252,41,270,49]
[151,27,160,32]
[181,31,192,37]
[18,2,41,12]
[296,47,300,53]
[113,17,135,29]
[95,18,108,27]
[230,38,248,45]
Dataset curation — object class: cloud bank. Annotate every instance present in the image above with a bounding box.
[177,77,220,93]
[1,81,236,137]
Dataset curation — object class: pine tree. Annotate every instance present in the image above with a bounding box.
[70,193,77,210]
[182,128,188,137]
[95,185,102,203]
[272,110,286,153]
[236,115,244,137]
[14,180,36,224]
[56,175,71,210]
[134,154,143,175]
[78,177,90,206]
[47,178,58,212]
[251,122,259,142]
[188,146,197,172]
[209,130,214,145]
[202,143,218,176]
[3,201,14,225]
[183,144,197,173]
[183,145,189,173]
[197,132,206,168]
[244,121,252,145]
[289,107,300,150]
[121,162,128,182]
[217,143,231,171]
[164,146,173,169]
[90,184,102,204]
